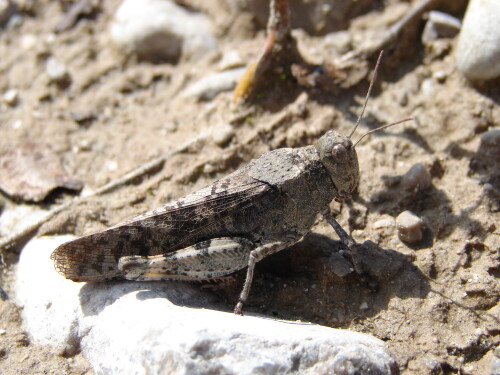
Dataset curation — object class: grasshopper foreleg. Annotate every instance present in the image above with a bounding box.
[323,211,378,292]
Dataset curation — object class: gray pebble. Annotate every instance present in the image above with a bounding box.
[396,211,425,244]
[327,253,353,278]
[0,0,16,27]
[477,128,500,165]
[480,128,500,150]
[456,0,500,81]
[422,11,461,43]
[6,12,22,28]
[401,163,432,192]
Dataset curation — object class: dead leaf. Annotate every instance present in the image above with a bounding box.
[0,142,83,202]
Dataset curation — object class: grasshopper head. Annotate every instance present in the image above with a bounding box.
[315,130,359,200]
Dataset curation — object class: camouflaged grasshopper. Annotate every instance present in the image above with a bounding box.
[51,53,410,314]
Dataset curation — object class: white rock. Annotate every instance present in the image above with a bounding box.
[16,236,398,374]
[218,50,245,71]
[211,123,235,146]
[456,0,500,81]
[20,34,37,50]
[110,0,217,62]
[2,88,18,106]
[180,67,245,101]
[45,57,70,83]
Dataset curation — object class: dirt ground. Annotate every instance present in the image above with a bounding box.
[0,0,498,374]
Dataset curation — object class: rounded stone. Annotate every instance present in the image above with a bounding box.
[456,0,500,81]
[110,0,216,63]
[396,211,425,244]
[401,163,432,192]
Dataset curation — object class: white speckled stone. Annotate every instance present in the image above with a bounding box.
[16,236,398,374]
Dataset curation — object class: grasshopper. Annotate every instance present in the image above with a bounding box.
[51,53,410,314]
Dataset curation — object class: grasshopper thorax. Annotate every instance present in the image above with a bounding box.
[315,130,359,200]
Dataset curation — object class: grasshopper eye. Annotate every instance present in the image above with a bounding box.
[331,144,348,162]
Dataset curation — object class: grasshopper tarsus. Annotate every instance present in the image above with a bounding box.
[323,210,380,292]
[234,301,244,315]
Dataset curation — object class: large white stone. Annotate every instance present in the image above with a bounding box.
[110,0,217,62]
[456,0,500,81]
[16,236,398,374]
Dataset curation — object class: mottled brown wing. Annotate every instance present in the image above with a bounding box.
[51,173,276,281]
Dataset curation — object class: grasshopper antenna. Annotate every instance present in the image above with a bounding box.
[348,50,384,140]
[352,118,414,147]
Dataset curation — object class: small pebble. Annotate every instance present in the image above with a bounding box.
[0,0,16,27]
[6,12,22,28]
[359,302,369,311]
[180,68,245,101]
[396,211,425,244]
[45,57,70,84]
[456,0,500,80]
[218,50,244,71]
[12,119,22,129]
[0,329,5,335]
[327,253,353,278]
[2,89,18,106]
[203,163,217,174]
[476,128,500,167]
[21,34,37,50]
[480,128,500,150]
[211,124,234,147]
[433,70,447,82]
[422,11,461,43]
[401,163,432,192]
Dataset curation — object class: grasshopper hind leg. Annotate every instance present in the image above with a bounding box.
[118,237,292,314]
[118,237,255,281]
